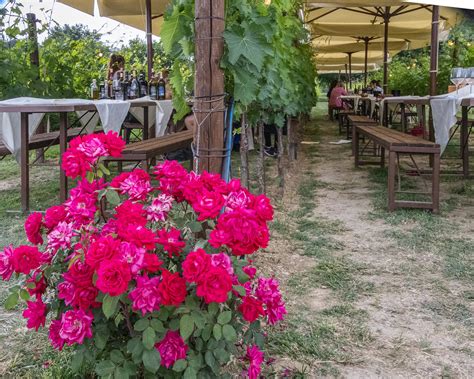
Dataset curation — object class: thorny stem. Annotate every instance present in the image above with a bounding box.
[120,302,135,337]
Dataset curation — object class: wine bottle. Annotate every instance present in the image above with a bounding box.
[157,73,166,100]
[90,79,99,100]
[138,72,148,97]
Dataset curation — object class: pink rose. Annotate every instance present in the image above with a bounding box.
[44,205,67,230]
[252,194,274,221]
[96,259,131,297]
[192,190,225,221]
[182,249,211,283]
[22,297,47,331]
[156,228,186,257]
[158,270,187,307]
[196,267,232,304]
[0,245,14,281]
[210,253,234,275]
[85,236,120,269]
[155,331,188,368]
[238,296,264,323]
[25,212,43,245]
[59,309,93,345]
[49,319,65,350]
[129,275,161,315]
[11,245,44,275]
[245,345,264,379]
[111,169,152,201]
[61,149,90,179]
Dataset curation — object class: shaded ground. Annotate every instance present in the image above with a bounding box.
[0,104,473,377]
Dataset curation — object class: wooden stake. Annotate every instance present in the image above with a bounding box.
[257,121,266,194]
[277,126,285,194]
[194,0,225,174]
[240,114,249,188]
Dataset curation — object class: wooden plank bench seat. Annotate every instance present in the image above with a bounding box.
[0,127,88,158]
[353,125,440,213]
[104,130,194,171]
[346,114,377,141]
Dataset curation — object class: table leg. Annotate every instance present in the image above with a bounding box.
[461,106,469,178]
[59,112,68,203]
[143,106,149,140]
[388,151,396,211]
[354,128,360,167]
[400,104,406,133]
[432,152,440,214]
[20,112,30,213]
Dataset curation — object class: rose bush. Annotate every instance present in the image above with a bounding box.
[0,131,286,378]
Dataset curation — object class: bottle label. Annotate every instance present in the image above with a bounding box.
[141,85,147,96]
[158,87,165,97]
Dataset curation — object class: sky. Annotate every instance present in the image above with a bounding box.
[13,0,156,46]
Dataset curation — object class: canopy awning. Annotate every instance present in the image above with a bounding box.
[58,0,168,35]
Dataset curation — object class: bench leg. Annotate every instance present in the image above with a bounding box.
[387,151,396,212]
[141,159,149,172]
[432,153,440,214]
[354,128,360,167]
[380,147,385,168]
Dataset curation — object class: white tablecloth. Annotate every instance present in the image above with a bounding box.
[0,97,173,162]
[430,85,473,154]
[339,95,377,116]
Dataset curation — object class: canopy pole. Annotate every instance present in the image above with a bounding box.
[348,52,353,90]
[145,0,153,80]
[430,5,439,96]
[383,7,390,94]
[364,37,369,88]
[345,63,348,83]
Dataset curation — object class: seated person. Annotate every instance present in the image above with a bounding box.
[329,81,347,110]
[374,80,384,95]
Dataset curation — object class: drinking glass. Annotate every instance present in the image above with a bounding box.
[451,67,464,93]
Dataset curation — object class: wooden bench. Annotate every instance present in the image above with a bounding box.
[353,125,440,213]
[104,129,194,171]
[338,109,355,134]
[0,127,89,158]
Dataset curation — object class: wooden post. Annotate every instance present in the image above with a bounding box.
[240,114,249,188]
[383,7,390,94]
[145,0,153,81]
[347,52,353,89]
[429,6,439,97]
[363,37,369,88]
[257,121,266,194]
[194,0,225,174]
[27,13,45,163]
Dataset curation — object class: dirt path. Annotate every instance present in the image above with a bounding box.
[265,104,473,378]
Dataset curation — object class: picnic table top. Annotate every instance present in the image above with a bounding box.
[460,97,474,107]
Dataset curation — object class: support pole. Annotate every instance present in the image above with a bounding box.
[194,0,225,174]
[383,7,390,94]
[347,52,353,89]
[345,63,348,82]
[145,0,153,80]
[364,37,369,87]
[429,6,439,97]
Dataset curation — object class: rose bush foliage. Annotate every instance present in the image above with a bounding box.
[0,131,286,378]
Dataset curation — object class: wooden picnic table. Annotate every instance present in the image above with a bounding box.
[0,100,156,213]
[381,97,430,133]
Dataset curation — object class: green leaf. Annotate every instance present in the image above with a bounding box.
[126,337,142,355]
[183,366,198,379]
[202,325,212,342]
[217,311,232,325]
[213,348,230,364]
[160,6,190,54]
[233,285,246,297]
[188,221,203,233]
[71,351,84,373]
[4,292,19,310]
[123,361,138,376]
[150,319,164,332]
[142,349,161,374]
[172,359,188,372]
[95,360,115,376]
[213,324,222,341]
[191,311,206,329]
[110,349,124,364]
[19,289,30,301]
[99,162,110,175]
[134,318,150,332]
[102,294,120,319]
[86,170,95,183]
[205,350,216,369]
[106,190,121,206]
[114,312,124,327]
[94,326,110,350]
[114,366,129,379]
[208,303,219,316]
[180,314,194,341]
[222,325,237,342]
[142,327,156,350]
[223,30,268,71]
